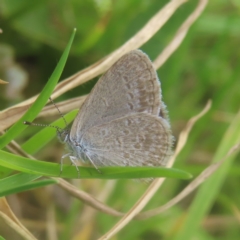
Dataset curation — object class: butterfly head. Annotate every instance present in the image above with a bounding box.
[57,128,70,143]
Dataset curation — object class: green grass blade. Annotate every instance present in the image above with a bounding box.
[0,172,40,193]
[98,167,192,179]
[173,109,240,240]
[0,28,76,149]
[0,150,191,179]
[0,179,57,197]
[21,110,78,154]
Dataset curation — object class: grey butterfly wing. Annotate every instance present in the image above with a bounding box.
[81,113,173,167]
[70,50,163,140]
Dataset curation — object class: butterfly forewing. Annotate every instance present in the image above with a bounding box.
[70,50,162,141]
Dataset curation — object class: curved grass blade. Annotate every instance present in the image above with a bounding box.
[0,29,76,149]
[0,173,39,193]
[0,179,57,197]
[0,173,57,197]
[0,150,191,179]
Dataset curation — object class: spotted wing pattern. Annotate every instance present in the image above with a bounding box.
[81,113,173,167]
[70,50,162,141]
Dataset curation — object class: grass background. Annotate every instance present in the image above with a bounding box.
[0,0,240,239]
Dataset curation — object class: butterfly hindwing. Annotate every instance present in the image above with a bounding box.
[80,113,173,167]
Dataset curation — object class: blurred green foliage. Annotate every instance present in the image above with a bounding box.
[0,0,240,239]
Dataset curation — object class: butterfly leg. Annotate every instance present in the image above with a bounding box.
[59,153,71,176]
[85,152,102,174]
[69,156,80,178]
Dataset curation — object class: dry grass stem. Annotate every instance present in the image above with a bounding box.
[20,218,62,231]
[153,0,208,69]
[0,212,38,240]
[99,179,165,240]
[46,204,58,240]
[38,96,86,118]
[136,142,240,220]
[0,198,37,240]
[0,79,8,84]
[56,178,124,217]
[73,181,117,239]
[173,99,212,158]
[3,137,34,159]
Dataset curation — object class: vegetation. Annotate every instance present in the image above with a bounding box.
[0,0,239,239]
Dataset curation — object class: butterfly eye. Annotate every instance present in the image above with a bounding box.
[58,130,69,143]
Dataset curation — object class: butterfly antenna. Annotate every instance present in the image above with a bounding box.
[49,97,68,127]
[23,121,62,134]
